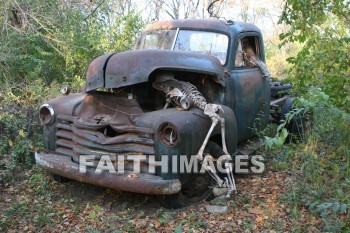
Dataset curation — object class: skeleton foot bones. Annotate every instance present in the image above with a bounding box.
[153,73,236,197]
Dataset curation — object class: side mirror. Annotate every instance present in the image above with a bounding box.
[60,84,71,96]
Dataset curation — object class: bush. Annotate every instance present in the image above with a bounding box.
[265,88,350,230]
[0,1,144,179]
[0,80,59,175]
[279,0,350,111]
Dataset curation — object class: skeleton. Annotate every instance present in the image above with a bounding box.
[240,38,271,79]
[153,73,236,197]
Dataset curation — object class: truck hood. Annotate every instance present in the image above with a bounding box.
[85,49,225,92]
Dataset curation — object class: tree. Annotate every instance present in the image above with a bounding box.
[0,0,144,168]
[0,0,144,86]
[145,0,228,20]
[279,0,350,110]
[157,0,200,19]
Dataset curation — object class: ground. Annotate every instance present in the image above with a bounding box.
[0,167,324,232]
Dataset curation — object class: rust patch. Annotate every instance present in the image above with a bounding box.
[35,151,181,195]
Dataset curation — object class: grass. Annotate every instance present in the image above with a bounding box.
[263,120,350,231]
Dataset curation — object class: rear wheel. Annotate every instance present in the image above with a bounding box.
[281,98,311,143]
[160,141,224,209]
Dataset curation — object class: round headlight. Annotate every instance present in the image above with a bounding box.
[159,123,179,147]
[39,104,55,125]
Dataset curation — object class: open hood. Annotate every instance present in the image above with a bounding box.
[85,49,225,92]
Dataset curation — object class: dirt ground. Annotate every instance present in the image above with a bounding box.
[0,168,325,232]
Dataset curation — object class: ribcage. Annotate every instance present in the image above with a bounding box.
[154,78,207,110]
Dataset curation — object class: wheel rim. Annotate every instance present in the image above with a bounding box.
[178,169,214,204]
[167,142,224,206]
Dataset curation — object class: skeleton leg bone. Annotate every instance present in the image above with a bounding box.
[196,116,237,198]
[202,155,236,198]
[225,163,236,197]
[196,117,219,161]
[220,117,229,155]
[202,155,224,186]
[196,115,229,161]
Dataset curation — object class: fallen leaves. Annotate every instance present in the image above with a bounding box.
[0,170,323,232]
[247,208,263,215]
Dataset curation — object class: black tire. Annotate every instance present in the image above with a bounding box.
[51,173,70,183]
[270,83,292,96]
[160,141,225,209]
[280,98,310,143]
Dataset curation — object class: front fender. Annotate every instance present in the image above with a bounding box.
[136,105,237,180]
[46,93,85,117]
[42,93,85,150]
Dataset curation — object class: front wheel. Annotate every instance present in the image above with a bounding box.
[51,173,70,183]
[160,141,224,209]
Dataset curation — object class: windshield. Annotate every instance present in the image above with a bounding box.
[135,30,177,50]
[135,29,229,65]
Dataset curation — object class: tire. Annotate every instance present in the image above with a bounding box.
[270,82,292,96]
[280,98,310,143]
[160,141,225,209]
[51,173,70,183]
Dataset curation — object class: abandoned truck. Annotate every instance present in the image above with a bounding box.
[35,19,294,208]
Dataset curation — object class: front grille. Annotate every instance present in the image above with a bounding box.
[55,115,76,160]
[55,114,156,173]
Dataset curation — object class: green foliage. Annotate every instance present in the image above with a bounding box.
[267,88,350,230]
[264,127,288,149]
[0,0,145,86]
[279,0,350,111]
[295,88,350,146]
[265,38,302,80]
[0,80,60,177]
[0,0,144,175]
[279,0,349,43]
[264,104,306,149]
[266,88,349,149]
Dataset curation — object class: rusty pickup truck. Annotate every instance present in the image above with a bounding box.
[35,19,295,208]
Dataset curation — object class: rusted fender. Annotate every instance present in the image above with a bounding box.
[35,151,181,195]
[86,49,226,92]
[46,93,85,116]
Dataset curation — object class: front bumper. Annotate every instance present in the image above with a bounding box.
[35,151,181,195]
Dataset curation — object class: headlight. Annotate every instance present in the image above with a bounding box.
[39,104,55,125]
[158,123,179,147]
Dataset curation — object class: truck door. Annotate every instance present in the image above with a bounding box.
[229,34,270,142]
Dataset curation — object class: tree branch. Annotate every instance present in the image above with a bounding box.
[82,0,105,22]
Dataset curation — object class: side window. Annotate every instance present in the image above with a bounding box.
[235,36,260,68]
